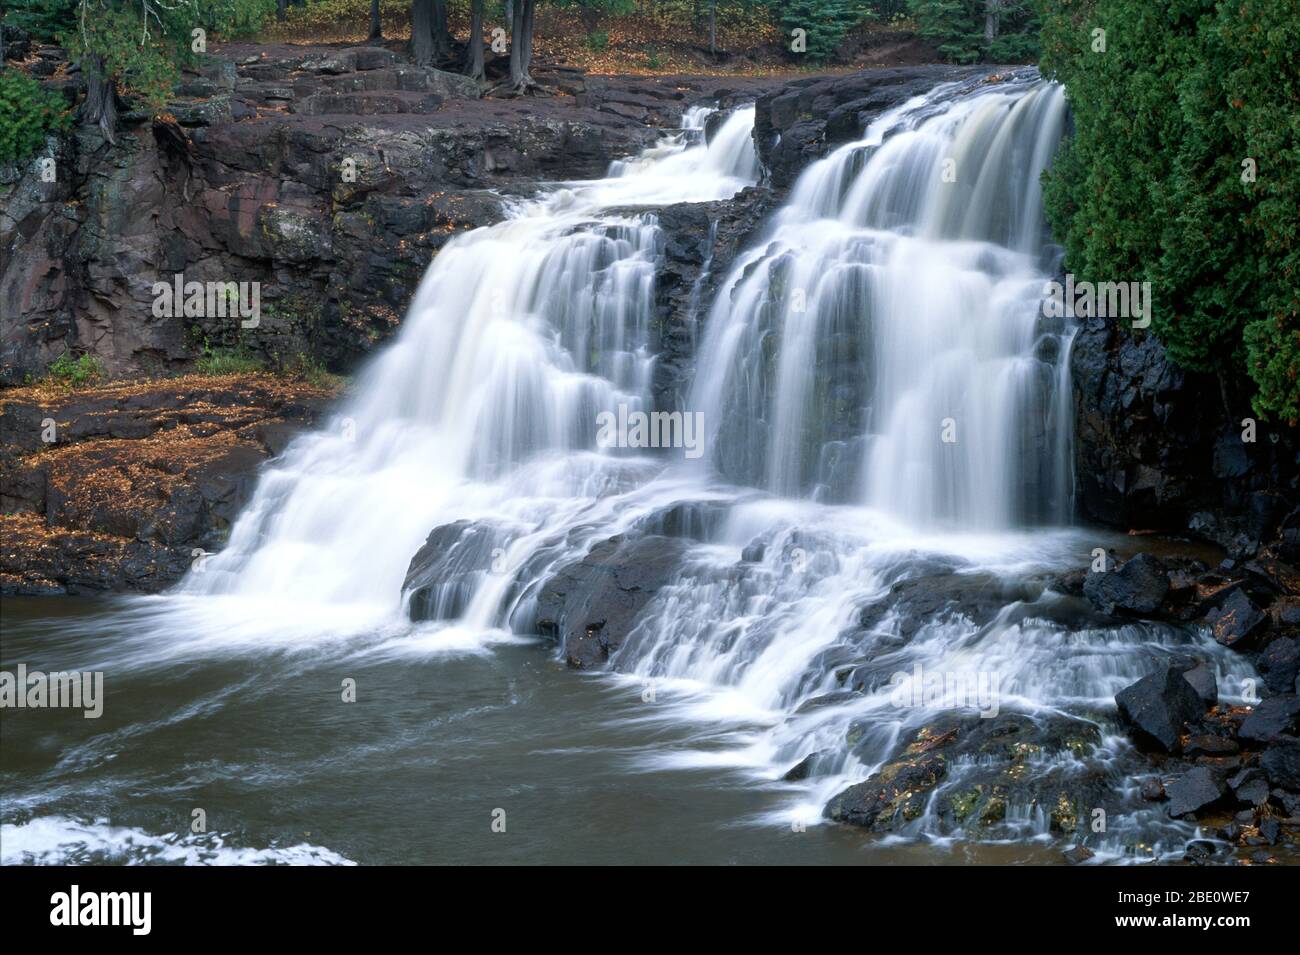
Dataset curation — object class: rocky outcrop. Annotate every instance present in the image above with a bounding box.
[0,374,337,594]
[1,41,785,387]
[826,712,1111,836]
[1070,315,1299,559]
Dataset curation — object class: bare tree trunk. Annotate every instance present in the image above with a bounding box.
[432,0,452,62]
[276,0,287,21]
[465,0,485,81]
[81,62,118,143]
[411,0,433,65]
[984,0,1001,46]
[709,0,716,54]
[508,0,536,91]
[369,0,382,39]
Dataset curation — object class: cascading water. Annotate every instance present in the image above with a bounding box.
[8,77,1259,865]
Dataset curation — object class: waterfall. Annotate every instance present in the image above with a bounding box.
[693,77,1072,524]
[131,76,1251,858]
[180,107,760,612]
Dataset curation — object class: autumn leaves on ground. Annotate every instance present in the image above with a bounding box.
[0,375,342,596]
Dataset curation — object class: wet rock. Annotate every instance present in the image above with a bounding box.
[1062,845,1094,864]
[824,752,946,829]
[782,750,833,781]
[1141,778,1165,801]
[1258,816,1281,845]
[535,534,690,669]
[754,65,996,188]
[1258,637,1300,695]
[1260,735,1300,789]
[1179,662,1219,708]
[831,712,1107,835]
[1238,696,1300,744]
[1082,552,1169,615]
[1228,767,1272,807]
[1205,587,1268,648]
[1165,766,1227,817]
[1115,666,1207,752]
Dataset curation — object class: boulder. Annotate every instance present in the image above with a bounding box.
[1259,735,1300,790]
[1238,695,1300,744]
[1205,587,1268,648]
[1258,636,1300,695]
[1082,552,1169,615]
[1165,766,1226,817]
[1114,666,1206,752]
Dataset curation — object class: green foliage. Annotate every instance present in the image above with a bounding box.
[584,30,610,52]
[778,0,873,62]
[1039,0,1300,423]
[908,0,1039,63]
[61,1,274,116]
[196,345,266,375]
[3,0,79,43]
[47,353,105,388]
[0,70,70,166]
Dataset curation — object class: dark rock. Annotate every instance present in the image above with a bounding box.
[1140,778,1165,801]
[1062,845,1094,864]
[782,749,833,781]
[1238,696,1300,744]
[1165,766,1226,817]
[1228,767,1272,807]
[1258,816,1281,845]
[1260,735,1300,789]
[1259,637,1300,695]
[824,752,946,829]
[1179,662,1218,708]
[1115,666,1207,752]
[1185,734,1239,757]
[1205,588,1268,648]
[1082,552,1169,615]
[534,534,689,669]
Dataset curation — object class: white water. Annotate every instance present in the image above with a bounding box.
[30,79,1257,861]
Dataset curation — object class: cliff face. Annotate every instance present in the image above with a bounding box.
[1,41,776,386]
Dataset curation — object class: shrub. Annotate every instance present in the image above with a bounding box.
[46,353,105,388]
[0,70,70,166]
[195,346,266,376]
[1039,0,1300,423]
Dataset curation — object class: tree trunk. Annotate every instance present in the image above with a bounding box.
[509,0,536,91]
[81,62,118,143]
[369,0,382,39]
[709,0,717,54]
[276,0,287,21]
[1,25,6,70]
[984,0,1002,46]
[465,0,485,81]
[432,0,452,62]
[411,0,433,65]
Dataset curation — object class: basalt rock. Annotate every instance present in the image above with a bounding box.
[1115,666,1207,753]
[1082,552,1169,615]
[0,374,337,594]
[1165,766,1227,817]
[1238,695,1300,744]
[534,533,690,669]
[2,45,786,387]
